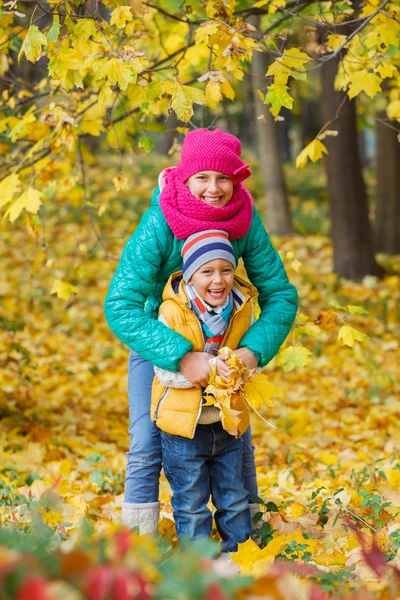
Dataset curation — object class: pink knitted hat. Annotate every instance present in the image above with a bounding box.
[175,128,251,184]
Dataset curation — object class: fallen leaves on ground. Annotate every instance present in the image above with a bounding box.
[0,156,399,598]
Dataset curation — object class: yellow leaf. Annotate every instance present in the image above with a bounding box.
[244,373,282,410]
[50,279,79,300]
[268,0,287,14]
[18,25,47,63]
[387,99,400,121]
[98,83,116,113]
[276,345,313,371]
[347,71,382,99]
[374,64,397,79]
[195,22,220,45]
[107,59,136,91]
[165,81,206,123]
[205,81,222,109]
[110,5,133,28]
[79,118,104,136]
[327,34,347,51]
[0,174,21,209]
[267,48,310,86]
[220,79,235,101]
[296,139,328,168]
[337,325,367,347]
[4,188,44,223]
[232,535,288,576]
[112,174,129,192]
[220,405,240,437]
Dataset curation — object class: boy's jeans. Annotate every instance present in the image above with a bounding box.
[125,350,258,504]
[161,422,252,552]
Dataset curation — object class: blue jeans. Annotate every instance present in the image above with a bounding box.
[161,423,252,552]
[125,351,258,503]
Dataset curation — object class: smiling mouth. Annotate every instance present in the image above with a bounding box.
[202,196,223,202]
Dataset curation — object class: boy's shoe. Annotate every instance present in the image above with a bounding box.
[121,501,160,535]
[213,552,240,577]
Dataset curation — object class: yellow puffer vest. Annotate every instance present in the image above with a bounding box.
[151,272,258,439]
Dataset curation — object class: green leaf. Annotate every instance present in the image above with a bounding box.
[276,345,313,371]
[346,305,369,315]
[138,136,155,152]
[265,84,293,116]
[47,16,61,43]
[18,25,47,63]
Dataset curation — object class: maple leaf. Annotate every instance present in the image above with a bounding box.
[18,25,47,63]
[47,16,61,43]
[347,71,382,99]
[244,373,282,409]
[265,84,293,116]
[110,6,133,28]
[163,81,206,123]
[220,405,241,437]
[112,175,129,191]
[50,279,79,300]
[0,173,21,209]
[314,310,337,330]
[276,345,313,371]
[337,325,367,347]
[296,139,328,168]
[4,188,44,222]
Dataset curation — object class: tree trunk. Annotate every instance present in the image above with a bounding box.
[321,56,382,279]
[375,113,400,255]
[249,17,292,235]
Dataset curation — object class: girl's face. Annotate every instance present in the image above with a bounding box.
[186,171,234,208]
[189,258,235,307]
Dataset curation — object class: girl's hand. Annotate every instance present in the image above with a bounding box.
[234,348,258,370]
[180,352,213,388]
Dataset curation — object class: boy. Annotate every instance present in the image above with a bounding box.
[151,230,258,553]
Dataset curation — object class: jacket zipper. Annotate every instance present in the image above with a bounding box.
[153,388,170,423]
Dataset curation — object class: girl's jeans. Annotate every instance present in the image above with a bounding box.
[161,423,252,552]
[125,350,258,504]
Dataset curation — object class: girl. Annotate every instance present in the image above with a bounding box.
[104,128,298,533]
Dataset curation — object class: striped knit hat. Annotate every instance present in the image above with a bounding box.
[181,230,236,283]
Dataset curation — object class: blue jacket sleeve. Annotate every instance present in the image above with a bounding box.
[104,207,193,370]
[239,208,298,366]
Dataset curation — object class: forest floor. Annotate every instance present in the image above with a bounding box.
[1,157,399,597]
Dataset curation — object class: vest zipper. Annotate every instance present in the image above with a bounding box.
[153,388,170,423]
[221,297,248,346]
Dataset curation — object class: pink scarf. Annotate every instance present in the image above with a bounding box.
[159,168,253,240]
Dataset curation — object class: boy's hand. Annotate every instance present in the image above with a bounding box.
[234,348,258,370]
[180,352,213,388]
[215,355,231,383]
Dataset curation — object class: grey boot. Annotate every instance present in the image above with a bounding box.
[249,503,263,544]
[121,501,160,535]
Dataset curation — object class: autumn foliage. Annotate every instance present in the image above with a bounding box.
[1,151,399,597]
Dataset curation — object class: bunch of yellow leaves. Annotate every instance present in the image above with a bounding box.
[203,347,282,437]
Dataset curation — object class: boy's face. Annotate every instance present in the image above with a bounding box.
[189,259,235,307]
[186,171,234,208]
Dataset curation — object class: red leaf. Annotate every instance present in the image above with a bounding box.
[15,576,53,600]
[115,530,131,558]
[202,583,228,600]
[344,519,387,577]
[85,565,113,600]
[112,570,130,600]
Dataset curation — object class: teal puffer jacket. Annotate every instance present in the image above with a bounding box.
[104,187,298,371]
